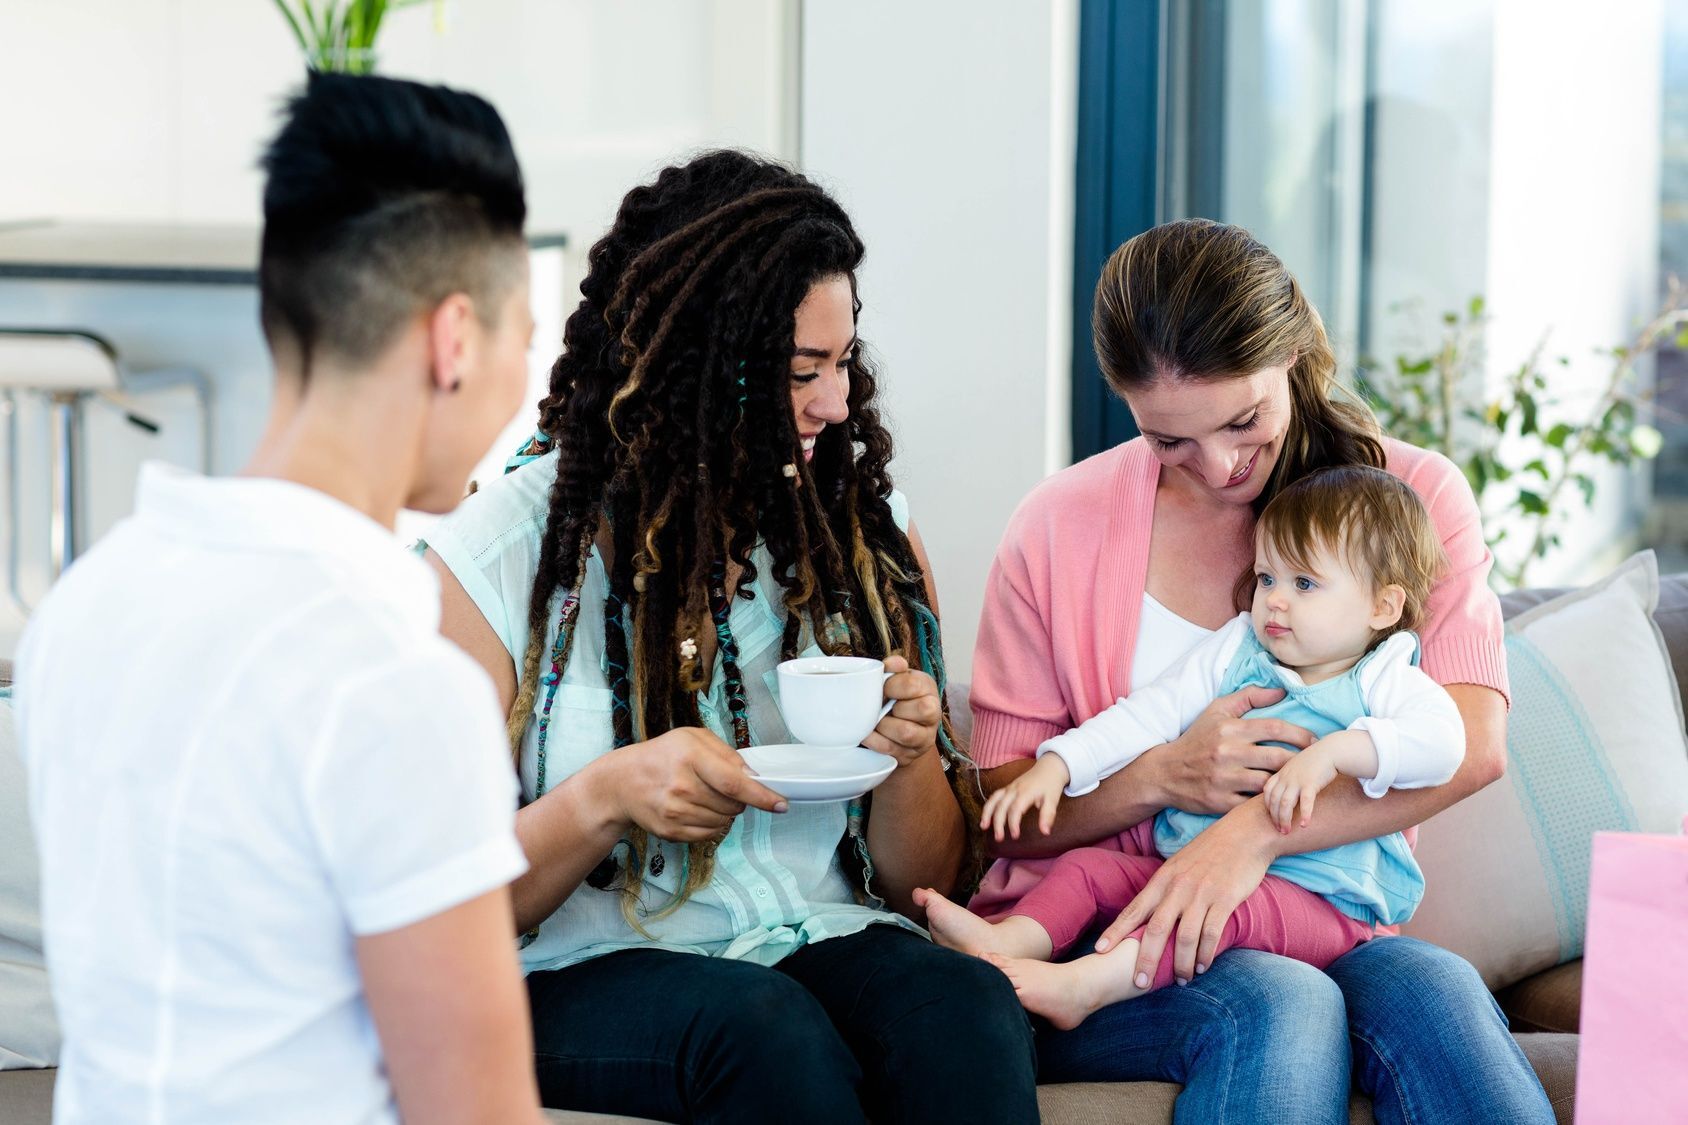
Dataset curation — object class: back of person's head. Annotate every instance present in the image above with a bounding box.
[1092,218,1384,509]
[1241,464,1447,637]
[258,71,527,376]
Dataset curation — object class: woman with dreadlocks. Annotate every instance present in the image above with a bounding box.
[419,150,1038,1124]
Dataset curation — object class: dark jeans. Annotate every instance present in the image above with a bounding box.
[526,922,1039,1124]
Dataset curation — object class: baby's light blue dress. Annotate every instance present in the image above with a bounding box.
[1154,628,1428,926]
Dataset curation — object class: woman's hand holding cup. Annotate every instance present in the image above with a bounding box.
[774,653,940,768]
[862,656,941,768]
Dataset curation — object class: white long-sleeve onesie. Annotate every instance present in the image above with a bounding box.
[1037,615,1465,799]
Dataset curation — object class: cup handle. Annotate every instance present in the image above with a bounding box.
[874,670,897,723]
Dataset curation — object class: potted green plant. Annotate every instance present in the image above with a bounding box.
[1357,287,1683,588]
[270,0,439,75]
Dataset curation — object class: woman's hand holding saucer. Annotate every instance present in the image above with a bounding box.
[601,727,788,842]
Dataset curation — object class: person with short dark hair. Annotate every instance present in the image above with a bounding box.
[15,72,546,1125]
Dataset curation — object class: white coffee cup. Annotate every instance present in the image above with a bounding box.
[775,656,895,748]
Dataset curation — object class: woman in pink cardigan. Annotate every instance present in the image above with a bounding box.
[965,220,1552,1123]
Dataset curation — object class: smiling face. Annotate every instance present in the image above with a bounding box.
[1123,364,1294,506]
[1250,532,1404,683]
[788,274,856,463]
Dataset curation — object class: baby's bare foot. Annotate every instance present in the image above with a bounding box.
[983,941,1148,1031]
[913,889,1051,959]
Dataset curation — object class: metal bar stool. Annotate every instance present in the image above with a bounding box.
[0,329,210,602]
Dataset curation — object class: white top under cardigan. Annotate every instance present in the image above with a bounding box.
[1131,592,1215,693]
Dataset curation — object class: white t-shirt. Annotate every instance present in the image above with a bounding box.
[15,464,527,1125]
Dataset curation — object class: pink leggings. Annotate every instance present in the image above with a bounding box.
[1004,846,1374,992]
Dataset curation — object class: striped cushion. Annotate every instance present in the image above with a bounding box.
[1402,551,1688,989]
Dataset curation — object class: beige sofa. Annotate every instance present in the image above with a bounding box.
[11,574,1675,1123]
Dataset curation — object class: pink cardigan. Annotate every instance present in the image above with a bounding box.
[966,437,1509,912]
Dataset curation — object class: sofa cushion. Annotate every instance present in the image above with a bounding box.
[1037,1079,1176,1121]
[1518,1031,1581,1125]
[1403,551,1688,989]
[0,1067,664,1125]
[1,1035,1577,1125]
[1031,1032,1577,1124]
[1500,572,1688,725]
[1497,960,1582,1034]
[0,689,58,1069]
[0,1067,52,1123]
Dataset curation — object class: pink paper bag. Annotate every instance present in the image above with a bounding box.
[1575,823,1688,1124]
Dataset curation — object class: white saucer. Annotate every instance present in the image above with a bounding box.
[739,744,897,803]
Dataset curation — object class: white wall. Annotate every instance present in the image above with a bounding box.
[0,0,799,481]
[0,0,1078,675]
[0,1,798,651]
[799,0,1078,682]
[0,0,796,235]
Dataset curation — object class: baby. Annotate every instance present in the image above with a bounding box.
[918,465,1464,1028]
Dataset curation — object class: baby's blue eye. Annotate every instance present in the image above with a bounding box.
[1257,574,1274,588]
[1294,576,1315,592]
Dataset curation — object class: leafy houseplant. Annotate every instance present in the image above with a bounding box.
[1356,285,1686,589]
[270,0,438,74]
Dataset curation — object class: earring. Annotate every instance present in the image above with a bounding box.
[782,463,798,479]
[679,637,698,661]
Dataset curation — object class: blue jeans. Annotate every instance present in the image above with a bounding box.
[1037,937,1553,1124]
[1327,937,1553,1124]
[525,923,1039,1124]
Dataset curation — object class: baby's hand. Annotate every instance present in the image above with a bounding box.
[981,754,1071,842]
[1262,741,1340,833]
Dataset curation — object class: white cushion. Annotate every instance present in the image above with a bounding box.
[1402,550,1688,989]
[0,691,59,1068]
